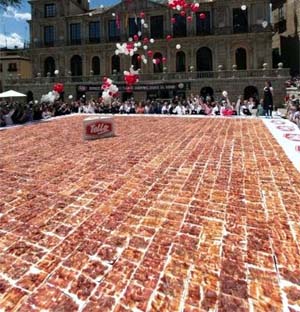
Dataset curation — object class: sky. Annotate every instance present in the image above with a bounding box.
[0,0,119,49]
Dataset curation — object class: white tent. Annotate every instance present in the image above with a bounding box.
[0,90,26,98]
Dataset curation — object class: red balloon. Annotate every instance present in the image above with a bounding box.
[140,12,145,18]
[53,83,64,93]
[191,3,200,12]
[137,55,142,61]
[147,50,153,57]
[143,37,149,44]
[171,17,176,24]
[180,10,186,17]
[133,34,139,41]
[166,35,172,41]
[162,57,167,63]
[199,13,206,20]
[187,16,192,22]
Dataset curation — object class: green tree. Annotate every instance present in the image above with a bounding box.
[0,0,22,8]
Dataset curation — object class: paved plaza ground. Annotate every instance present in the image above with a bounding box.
[0,116,300,311]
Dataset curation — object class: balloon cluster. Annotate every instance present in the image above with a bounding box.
[53,83,64,94]
[115,37,157,65]
[41,91,60,104]
[101,77,119,103]
[168,0,190,11]
[124,66,140,92]
[168,0,205,23]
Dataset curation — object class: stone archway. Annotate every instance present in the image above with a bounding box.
[236,48,247,70]
[244,85,259,101]
[197,47,213,71]
[70,55,82,76]
[200,86,214,100]
[44,56,55,77]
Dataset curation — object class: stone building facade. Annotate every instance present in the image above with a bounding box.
[272,0,300,76]
[6,0,289,105]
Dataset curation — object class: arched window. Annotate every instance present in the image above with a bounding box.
[70,55,82,76]
[176,51,186,72]
[111,55,120,73]
[92,56,100,75]
[196,47,213,71]
[173,14,187,37]
[236,48,247,70]
[153,52,163,73]
[200,87,214,100]
[132,54,141,71]
[44,56,55,77]
[244,86,259,101]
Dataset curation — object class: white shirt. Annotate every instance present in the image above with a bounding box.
[174,105,185,115]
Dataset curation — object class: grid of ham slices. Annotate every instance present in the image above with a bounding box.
[0,116,300,311]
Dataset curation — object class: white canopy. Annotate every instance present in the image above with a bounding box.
[0,90,26,98]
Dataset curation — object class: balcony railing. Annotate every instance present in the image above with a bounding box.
[6,69,290,86]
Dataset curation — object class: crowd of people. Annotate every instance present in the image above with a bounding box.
[285,94,300,127]
[285,76,300,88]
[0,81,279,128]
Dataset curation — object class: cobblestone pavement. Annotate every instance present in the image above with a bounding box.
[0,116,300,311]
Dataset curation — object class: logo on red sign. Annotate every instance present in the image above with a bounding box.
[284,133,300,142]
[276,125,296,132]
[271,120,286,125]
[86,121,112,136]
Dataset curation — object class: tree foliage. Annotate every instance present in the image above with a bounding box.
[0,0,22,8]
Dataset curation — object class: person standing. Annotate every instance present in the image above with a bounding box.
[263,81,274,118]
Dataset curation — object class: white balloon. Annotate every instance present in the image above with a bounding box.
[262,21,268,28]
[54,69,59,75]
[68,95,73,100]
[222,91,228,98]
[241,5,247,10]
[176,44,181,49]
[150,38,155,44]
[143,45,148,50]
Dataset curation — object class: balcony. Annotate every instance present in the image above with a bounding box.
[8,68,290,86]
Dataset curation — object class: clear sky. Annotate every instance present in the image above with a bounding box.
[0,0,119,49]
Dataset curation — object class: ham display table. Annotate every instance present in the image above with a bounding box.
[83,116,115,140]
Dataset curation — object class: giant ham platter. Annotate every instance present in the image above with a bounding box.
[0,116,300,311]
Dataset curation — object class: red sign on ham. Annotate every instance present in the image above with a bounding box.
[86,121,112,136]
[83,117,115,140]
